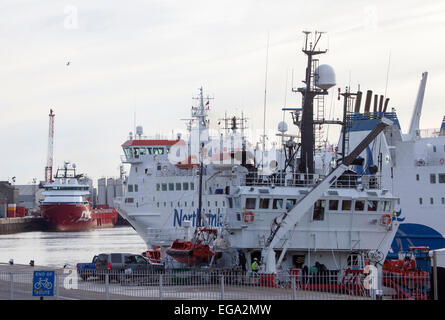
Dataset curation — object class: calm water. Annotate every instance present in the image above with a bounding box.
[0,227,147,268]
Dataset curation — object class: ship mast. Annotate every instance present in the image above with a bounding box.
[295,31,329,174]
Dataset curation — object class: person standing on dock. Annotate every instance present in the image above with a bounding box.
[251,258,259,272]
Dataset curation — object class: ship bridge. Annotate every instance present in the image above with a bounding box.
[121,139,184,163]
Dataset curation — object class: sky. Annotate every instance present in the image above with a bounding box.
[1,0,445,185]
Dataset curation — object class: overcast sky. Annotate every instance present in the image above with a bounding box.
[1,0,445,185]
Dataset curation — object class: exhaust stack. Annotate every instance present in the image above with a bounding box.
[364,90,373,112]
[383,98,390,112]
[354,91,362,114]
[378,95,384,112]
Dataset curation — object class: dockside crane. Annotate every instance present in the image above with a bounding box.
[45,109,55,183]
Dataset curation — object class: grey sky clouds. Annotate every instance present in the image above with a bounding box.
[1,0,444,184]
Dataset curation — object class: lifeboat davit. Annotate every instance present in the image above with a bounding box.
[175,155,199,170]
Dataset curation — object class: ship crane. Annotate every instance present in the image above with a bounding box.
[45,109,55,183]
[261,117,396,273]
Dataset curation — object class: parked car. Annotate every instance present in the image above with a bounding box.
[76,255,99,280]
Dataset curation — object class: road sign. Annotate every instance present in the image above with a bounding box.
[32,270,55,297]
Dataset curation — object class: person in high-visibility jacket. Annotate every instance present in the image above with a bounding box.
[251,258,259,272]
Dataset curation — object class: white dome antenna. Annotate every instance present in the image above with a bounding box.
[315,64,336,90]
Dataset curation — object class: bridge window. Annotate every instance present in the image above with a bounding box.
[176,183,181,191]
[246,198,256,210]
[190,183,195,190]
[439,174,445,183]
[273,199,283,209]
[354,200,365,211]
[161,183,167,191]
[156,183,160,191]
[286,199,296,211]
[128,185,133,192]
[431,174,437,184]
[313,200,325,221]
[383,201,391,211]
[259,198,270,209]
[183,182,189,191]
[169,183,174,191]
[329,200,339,211]
[367,200,378,212]
[134,184,138,192]
[342,200,352,211]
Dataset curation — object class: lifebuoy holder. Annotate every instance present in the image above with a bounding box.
[243,211,254,223]
[381,214,392,225]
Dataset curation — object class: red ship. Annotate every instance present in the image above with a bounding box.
[40,163,118,232]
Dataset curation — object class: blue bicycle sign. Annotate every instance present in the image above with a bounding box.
[32,271,55,297]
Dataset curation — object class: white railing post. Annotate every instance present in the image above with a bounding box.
[291,274,297,300]
[105,273,110,300]
[220,274,225,300]
[9,273,13,300]
[55,272,59,300]
[159,273,163,300]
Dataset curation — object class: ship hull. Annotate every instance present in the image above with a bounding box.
[41,203,118,232]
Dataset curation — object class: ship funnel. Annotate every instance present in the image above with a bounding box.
[383,98,390,112]
[314,65,336,90]
[364,90,372,113]
[378,95,384,112]
[373,94,378,112]
[354,91,362,114]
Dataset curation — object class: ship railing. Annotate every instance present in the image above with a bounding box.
[243,172,381,189]
[418,128,441,138]
[1,267,431,300]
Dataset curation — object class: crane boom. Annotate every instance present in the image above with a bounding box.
[45,109,55,183]
[262,117,393,273]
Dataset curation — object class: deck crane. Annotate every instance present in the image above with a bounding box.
[261,117,396,273]
[44,109,55,183]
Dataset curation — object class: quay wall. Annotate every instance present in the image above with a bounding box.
[0,217,48,235]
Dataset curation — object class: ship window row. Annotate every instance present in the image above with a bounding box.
[235,197,392,213]
[156,182,195,192]
[127,184,138,192]
[44,186,89,191]
[419,197,445,205]
[124,147,169,159]
[156,200,226,208]
[420,173,445,183]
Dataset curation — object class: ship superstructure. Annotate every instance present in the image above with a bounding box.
[116,31,400,274]
[337,72,445,260]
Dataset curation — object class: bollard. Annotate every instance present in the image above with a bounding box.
[9,273,13,300]
[220,274,225,300]
[105,273,110,300]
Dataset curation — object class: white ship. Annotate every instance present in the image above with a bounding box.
[115,31,400,273]
[338,72,445,260]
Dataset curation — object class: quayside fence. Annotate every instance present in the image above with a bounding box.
[0,267,431,300]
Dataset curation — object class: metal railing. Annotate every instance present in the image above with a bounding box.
[243,173,381,190]
[1,267,431,300]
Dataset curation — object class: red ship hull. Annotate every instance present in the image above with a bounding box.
[41,203,118,232]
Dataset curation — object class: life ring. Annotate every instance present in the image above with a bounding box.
[243,211,254,223]
[440,158,444,165]
[163,165,168,172]
[381,214,392,225]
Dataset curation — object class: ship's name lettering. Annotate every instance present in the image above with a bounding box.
[173,208,222,227]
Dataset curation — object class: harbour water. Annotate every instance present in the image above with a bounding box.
[0,226,147,268]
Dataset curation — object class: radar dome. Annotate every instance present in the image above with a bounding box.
[136,125,143,136]
[315,64,336,90]
[278,121,288,133]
